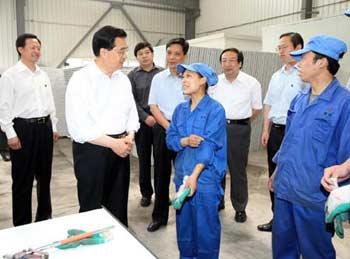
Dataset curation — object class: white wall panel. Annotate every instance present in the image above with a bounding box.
[196,0,350,38]
[0,0,18,70]
[124,5,185,35]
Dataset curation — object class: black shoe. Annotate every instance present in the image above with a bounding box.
[140,196,151,207]
[257,219,273,232]
[0,151,10,162]
[235,211,247,223]
[147,220,167,232]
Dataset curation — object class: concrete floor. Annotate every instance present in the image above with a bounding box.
[0,138,349,258]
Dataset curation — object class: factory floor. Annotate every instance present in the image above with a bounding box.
[0,138,349,258]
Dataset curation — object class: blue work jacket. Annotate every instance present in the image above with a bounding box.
[274,79,350,210]
[166,95,227,193]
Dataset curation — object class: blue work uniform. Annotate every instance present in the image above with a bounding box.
[272,79,350,259]
[166,95,227,259]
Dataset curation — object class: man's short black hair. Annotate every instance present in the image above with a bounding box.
[134,42,153,57]
[166,38,189,55]
[15,33,41,57]
[312,51,344,76]
[279,32,304,49]
[219,48,244,69]
[92,25,127,57]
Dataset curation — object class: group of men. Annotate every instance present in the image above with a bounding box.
[0,20,350,259]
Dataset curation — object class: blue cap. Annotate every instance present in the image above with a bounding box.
[345,8,350,17]
[290,35,347,61]
[177,63,218,86]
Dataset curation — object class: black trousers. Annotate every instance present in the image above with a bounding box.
[152,123,176,223]
[135,122,155,198]
[10,117,53,226]
[73,137,130,227]
[226,123,251,212]
[267,124,285,212]
[0,129,8,152]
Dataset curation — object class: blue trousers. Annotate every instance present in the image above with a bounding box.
[272,197,335,259]
[176,187,221,259]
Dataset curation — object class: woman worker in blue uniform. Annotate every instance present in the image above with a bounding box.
[166,63,227,259]
[269,35,350,258]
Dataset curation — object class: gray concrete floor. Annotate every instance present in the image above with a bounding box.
[0,138,349,258]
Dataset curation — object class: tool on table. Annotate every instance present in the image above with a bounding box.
[3,225,115,259]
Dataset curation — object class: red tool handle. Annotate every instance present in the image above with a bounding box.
[59,231,93,245]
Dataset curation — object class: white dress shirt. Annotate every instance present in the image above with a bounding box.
[208,71,262,119]
[0,61,58,139]
[264,65,307,125]
[65,62,139,144]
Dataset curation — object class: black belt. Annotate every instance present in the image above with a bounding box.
[108,132,127,139]
[227,118,250,125]
[272,123,285,130]
[15,115,50,124]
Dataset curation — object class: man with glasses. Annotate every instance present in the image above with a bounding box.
[65,26,139,227]
[257,32,306,232]
[209,48,262,223]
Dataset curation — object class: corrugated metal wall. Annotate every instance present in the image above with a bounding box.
[0,0,18,69]
[23,0,185,67]
[197,0,350,37]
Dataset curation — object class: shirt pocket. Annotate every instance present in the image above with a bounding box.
[192,112,208,135]
[286,107,296,126]
[312,116,334,165]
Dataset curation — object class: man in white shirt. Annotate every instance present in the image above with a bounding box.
[209,48,262,223]
[0,33,59,226]
[257,32,305,232]
[146,38,188,232]
[65,26,139,227]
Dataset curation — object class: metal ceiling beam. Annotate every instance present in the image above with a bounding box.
[56,5,113,68]
[301,0,314,19]
[15,0,25,36]
[115,3,148,43]
[132,0,199,10]
[94,0,187,13]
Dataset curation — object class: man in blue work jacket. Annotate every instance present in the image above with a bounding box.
[269,35,350,258]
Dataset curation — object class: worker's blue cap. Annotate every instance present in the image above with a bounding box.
[290,35,347,61]
[177,63,218,86]
[345,8,350,17]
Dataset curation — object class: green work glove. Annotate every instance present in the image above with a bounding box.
[172,186,191,210]
[325,184,350,238]
[57,229,106,250]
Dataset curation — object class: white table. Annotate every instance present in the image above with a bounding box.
[0,209,156,258]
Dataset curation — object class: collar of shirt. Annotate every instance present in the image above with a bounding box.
[221,71,244,84]
[89,61,121,80]
[135,63,159,73]
[16,60,41,74]
[183,94,210,112]
[280,64,298,75]
[300,78,338,102]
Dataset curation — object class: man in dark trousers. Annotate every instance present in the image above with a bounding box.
[257,32,305,232]
[209,48,262,223]
[128,42,162,207]
[0,33,59,226]
[65,26,139,227]
[147,38,188,232]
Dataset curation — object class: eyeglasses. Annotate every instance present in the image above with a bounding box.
[221,59,238,63]
[111,46,129,56]
[275,45,289,52]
